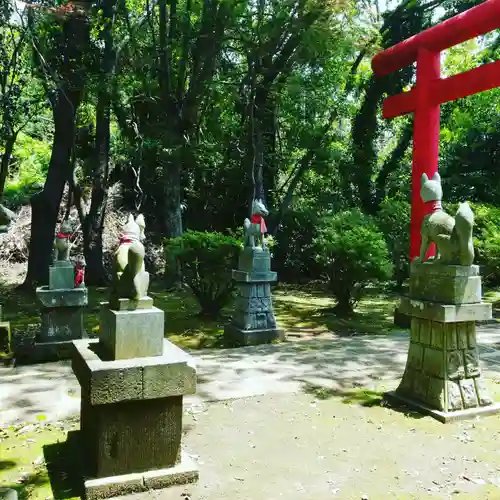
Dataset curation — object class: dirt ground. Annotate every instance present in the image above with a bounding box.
[141,392,500,500]
[3,389,500,499]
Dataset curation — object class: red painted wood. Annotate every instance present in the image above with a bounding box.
[435,59,500,105]
[372,0,500,76]
[383,89,415,119]
[383,59,500,119]
[410,49,440,261]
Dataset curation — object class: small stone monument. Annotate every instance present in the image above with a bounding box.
[34,220,88,361]
[72,214,198,500]
[386,173,500,422]
[224,195,284,346]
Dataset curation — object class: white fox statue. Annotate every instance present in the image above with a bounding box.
[417,172,474,266]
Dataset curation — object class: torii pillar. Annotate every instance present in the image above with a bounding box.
[372,0,500,260]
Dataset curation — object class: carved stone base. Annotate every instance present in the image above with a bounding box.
[395,317,495,420]
[224,324,285,347]
[225,246,283,346]
[385,390,500,423]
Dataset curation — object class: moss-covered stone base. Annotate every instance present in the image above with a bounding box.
[396,318,496,417]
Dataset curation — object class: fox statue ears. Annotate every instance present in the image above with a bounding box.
[421,172,441,186]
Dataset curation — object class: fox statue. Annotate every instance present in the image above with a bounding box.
[109,213,150,307]
[243,198,269,249]
[417,172,474,266]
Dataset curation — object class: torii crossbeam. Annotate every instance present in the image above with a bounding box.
[372,0,500,260]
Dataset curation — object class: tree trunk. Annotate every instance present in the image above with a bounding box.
[0,134,17,199]
[83,94,109,285]
[82,0,116,285]
[163,154,183,288]
[24,90,81,287]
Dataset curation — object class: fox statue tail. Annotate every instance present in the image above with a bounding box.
[454,202,474,266]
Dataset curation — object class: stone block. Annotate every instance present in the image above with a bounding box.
[407,343,423,370]
[419,319,431,346]
[447,350,465,380]
[464,349,480,378]
[142,452,199,489]
[426,377,446,410]
[38,307,86,343]
[224,324,285,347]
[445,323,457,350]
[238,246,272,273]
[84,473,144,500]
[447,380,463,411]
[459,379,478,408]
[84,451,199,500]
[142,341,196,400]
[399,297,492,323]
[81,396,183,478]
[430,322,444,349]
[397,367,415,394]
[72,338,197,405]
[99,305,164,360]
[410,319,420,342]
[467,322,476,348]
[456,323,468,349]
[413,374,430,401]
[410,268,482,304]
[410,262,479,277]
[474,378,494,406]
[232,269,277,283]
[36,286,88,308]
[422,347,444,378]
[49,262,75,290]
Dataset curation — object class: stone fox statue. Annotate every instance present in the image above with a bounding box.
[109,213,149,307]
[418,172,474,266]
[54,219,73,261]
[244,198,269,248]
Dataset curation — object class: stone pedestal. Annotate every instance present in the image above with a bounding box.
[71,297,198,499]
[386,263,500,422]
[224,247,284,346]
[31,261,88,362]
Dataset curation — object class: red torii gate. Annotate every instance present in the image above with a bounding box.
[372,0,500,260]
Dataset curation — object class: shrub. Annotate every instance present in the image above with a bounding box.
[313,209,393,316]
[273,208,322,282]
[164,230,242,317]
[376,198,411,289]
[4,133,50,208]
[467,203,500,285]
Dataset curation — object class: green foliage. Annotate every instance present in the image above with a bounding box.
[313,209,393,316]
[164,231,242,317]
[274,209,322,282]
[3,134,49,207]
[468,203,500,285]
[376,197,410,288]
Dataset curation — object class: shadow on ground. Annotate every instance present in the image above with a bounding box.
[43,433,83,500]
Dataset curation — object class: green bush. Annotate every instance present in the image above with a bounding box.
[4,134,49,207]
[467,203,500,285]
[164,230,242,317]
[376,198,411,289]
[313,209,393,316]
[273,208,322,282]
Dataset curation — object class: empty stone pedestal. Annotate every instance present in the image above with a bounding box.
[34,282,88,362]
[224,247,284,346]
[386,263,500,422]
[71,298,198,499]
